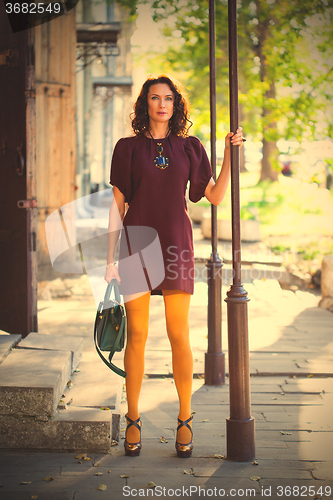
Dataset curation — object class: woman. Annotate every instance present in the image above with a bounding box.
[105,75,243,458]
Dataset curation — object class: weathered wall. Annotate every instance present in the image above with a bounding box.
[35,10,77,280]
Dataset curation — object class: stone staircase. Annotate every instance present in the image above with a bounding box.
[0,331,122,453]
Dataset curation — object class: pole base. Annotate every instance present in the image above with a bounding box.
[204,352,225,386]
[226,417,255,462]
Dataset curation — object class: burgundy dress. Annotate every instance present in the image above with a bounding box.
[110,134,213,296]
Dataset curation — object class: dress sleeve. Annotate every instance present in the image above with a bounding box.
[110,138,133,204]
[185,136,213,203]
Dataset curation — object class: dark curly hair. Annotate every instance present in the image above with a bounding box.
[131,75,192,137]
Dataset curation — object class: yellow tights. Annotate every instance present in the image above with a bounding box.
[124,290,193,445]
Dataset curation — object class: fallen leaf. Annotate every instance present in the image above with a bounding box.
[160,436,168,443]
[100,407,110,411]
[220,434,225,437]
[201,419,209,422]
[120,475,130,478]
[76,453,87,460]
[98,484,107,491]
[183,468,194,475]
[20,481,32,485]
[272,397,277,400]
[83,457,91,461]
[111,440,118,447]
[308,374,313,377]
[43,477,54,482]
[120,428,126,432]
[250,476,261,481]
[108,470,112,474]
[280,431,292,435]
[95,472,103,476]
[67,380,73,388]
[94,462,101,467]
[31,496,38,499]
[147,481,157,489]
[252,461,259,466]
[214,454,224,459]
[73,368,80,373]
[67,398,73,406]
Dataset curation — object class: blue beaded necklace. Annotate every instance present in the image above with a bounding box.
[148,129,170,170]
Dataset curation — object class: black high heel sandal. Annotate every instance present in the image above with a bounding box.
[124,414,142,457]
[175,415,193,458]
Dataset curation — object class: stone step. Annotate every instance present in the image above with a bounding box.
[0,333,123,453]
[17,332,83,372]
[58,358,123,410]
[0,406,118,453]
[0,349,72,418]
[0,332,21,364]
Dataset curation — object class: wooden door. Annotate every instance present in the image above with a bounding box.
[0,3,37,336]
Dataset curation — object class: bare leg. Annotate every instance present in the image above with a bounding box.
[163,290,193,445]
[124,292,151,443]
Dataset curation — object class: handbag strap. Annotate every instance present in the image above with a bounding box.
[103,278,121,306]
[94,307,127,378]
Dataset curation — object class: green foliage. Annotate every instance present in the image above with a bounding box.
[270,244,291,254]
[117,0,333,182]
[297,239,333,260]
[298,248,321,260]
[107,0,138,17]
[240,205,257,221]
[131,0,333,159]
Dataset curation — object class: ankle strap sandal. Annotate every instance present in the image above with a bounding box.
[124,414,142,457]
[175,415,193,458]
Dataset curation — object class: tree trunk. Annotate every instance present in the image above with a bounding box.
[256,2,279,182]
[260,137,279,182]
[259,79,279,182]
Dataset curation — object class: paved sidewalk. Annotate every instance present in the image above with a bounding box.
[1,273,333,499]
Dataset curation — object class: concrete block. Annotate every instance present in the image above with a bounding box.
[0,349,72,417]
[0,332,21,364]
[201,215,261,242]
[0,407,114,453]
[17,332,83,372]
[321,255,333,298]
[241,218,261,242]
[188,202,210,223]
[319,296,333,312]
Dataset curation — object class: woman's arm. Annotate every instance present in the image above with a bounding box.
[104,186,125,284]
[204,127,243,206]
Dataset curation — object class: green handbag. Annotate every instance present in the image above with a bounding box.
[94,279,127,377]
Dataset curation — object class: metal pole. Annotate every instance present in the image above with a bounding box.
[205,0,225,386]
[225,0,255,461]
